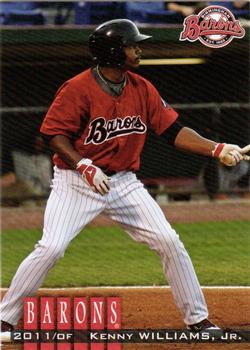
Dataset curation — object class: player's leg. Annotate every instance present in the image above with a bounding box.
[1,167,106,326]
[106,172,208,325]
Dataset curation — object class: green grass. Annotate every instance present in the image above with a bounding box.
[1,221,250,287]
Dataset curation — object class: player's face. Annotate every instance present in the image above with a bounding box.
[123,43,142,69]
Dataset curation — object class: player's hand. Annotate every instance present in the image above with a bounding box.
[212,143,250,167]
[76,158,110,195]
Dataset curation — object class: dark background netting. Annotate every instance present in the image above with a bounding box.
[1,2,250,201]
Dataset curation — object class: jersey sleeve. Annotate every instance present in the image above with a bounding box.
[40,81,89,138]
[147,82,178,135]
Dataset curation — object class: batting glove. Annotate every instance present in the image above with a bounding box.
[76,158,110,195]
[212,143,250,167]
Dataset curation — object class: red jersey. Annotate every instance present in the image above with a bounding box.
[40,68,178,172]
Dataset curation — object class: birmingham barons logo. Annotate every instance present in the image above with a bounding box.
[85,115,147,145]
[180,5,245,48]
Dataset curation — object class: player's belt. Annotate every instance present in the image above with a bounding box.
[105,170,117,176]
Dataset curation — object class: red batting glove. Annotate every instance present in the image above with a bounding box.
[76,158,110,195]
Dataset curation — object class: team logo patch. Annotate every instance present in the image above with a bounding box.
[85,115,147,145]
[179,5,245,48]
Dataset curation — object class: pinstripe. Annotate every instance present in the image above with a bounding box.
[138,184,207,323]
[5,177,68,322]
[106,173,207,325]
[133,188,192,314]
[4,172,65,313]
[56,171,79,244]
[112,181,153,242]
[112,182,186,310]
[107,179,137,228]
[44,167,64,231]
[2,170,72,323]
[68,173,85,238]
[0,168,106,325]
[129,185,206,324]
[109,178,186,308]
[1,170,208,326]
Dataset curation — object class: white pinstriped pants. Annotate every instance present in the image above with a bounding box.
[1,168,208,325]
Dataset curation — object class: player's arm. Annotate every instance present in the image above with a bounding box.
[161,122,250,166]
[49,135,82,168]
[40,81,110,195]
[174,127,216,157]
[173,126,250,166]
[147,84,250,166]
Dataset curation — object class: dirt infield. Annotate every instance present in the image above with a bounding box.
[1,287,249,350]
[2,200,250,230]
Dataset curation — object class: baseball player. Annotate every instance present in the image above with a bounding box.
[1,19,250,342]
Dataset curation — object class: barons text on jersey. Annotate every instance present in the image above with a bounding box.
[85,115,147,145]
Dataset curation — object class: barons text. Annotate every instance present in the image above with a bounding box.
[85,116,147,145]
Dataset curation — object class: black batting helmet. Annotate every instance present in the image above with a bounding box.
[89,19,152,67]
